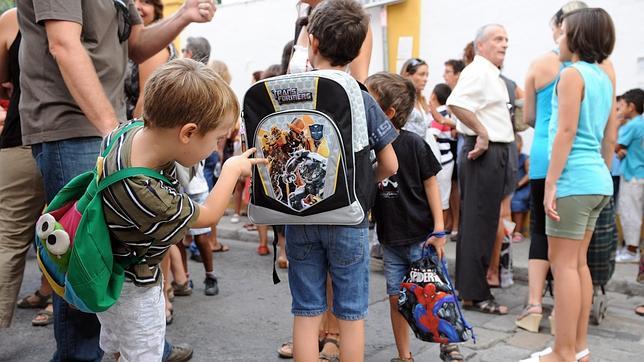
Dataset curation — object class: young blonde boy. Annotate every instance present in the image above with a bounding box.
[96,59,264,361]
[286,1,399,361]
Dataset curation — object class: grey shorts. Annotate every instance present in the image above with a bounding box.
[546,195,610,240]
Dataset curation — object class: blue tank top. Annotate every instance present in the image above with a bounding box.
[529,77,558,179]
[548,61,613,198]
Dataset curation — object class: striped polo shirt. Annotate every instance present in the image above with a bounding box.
[101,122,199,286]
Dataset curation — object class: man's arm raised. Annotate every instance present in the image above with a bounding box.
[128,0,216,64]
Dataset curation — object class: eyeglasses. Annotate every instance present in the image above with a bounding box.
[406,58,427,73]
[114,0,132,43]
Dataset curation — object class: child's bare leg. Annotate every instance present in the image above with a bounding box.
[257,225,269,248]
[488,196,511,285]
[178,236,190,275]
[169,245,188,285]
[512,211,526,236]
[389,295,411,360]
[320,278,340,356]
[449,180,460,233]
[293,315,323,362]
[194,234,213,273]
[277,231,287,262]
[575,230,594,360]
[337,319,365,362]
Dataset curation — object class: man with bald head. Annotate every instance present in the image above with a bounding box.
[446,24,516,315]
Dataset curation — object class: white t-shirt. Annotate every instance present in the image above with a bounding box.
[185,161,209,195]
[446,55,514,143]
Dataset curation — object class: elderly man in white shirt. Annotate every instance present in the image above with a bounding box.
[446,24,517,315]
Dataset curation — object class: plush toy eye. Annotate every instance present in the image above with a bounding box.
[45,229,71,256]
[36,214,56,240]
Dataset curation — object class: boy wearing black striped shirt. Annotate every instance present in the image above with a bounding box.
[97,59,265,360]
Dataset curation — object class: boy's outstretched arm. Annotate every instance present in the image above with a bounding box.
[374,144,398,182]
[192,148,267,228]
[423,176,445,259]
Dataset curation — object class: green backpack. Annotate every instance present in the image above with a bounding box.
[35,121,171,313]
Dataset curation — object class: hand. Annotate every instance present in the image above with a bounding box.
[224,148,267,177]
[467,134,489,160]
[616,149,627,159]
[425,233,446,260]
[182,0,216,23]
[543,180,559,221]
[1,82,13,98]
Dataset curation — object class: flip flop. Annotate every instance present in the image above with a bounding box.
[277,341,293,359]
[32,306,54,327]
[636,305,644,317]
[212,243,230,253]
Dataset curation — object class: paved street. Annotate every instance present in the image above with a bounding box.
[1,217,643,361]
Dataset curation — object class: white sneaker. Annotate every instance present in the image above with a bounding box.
[230,214,240,224]
[615,249,639,263]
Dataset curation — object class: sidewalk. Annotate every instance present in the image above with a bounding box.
[215,213,643,296]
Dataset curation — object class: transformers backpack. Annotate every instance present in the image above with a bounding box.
[398,246,475,344]
[242,70,373,225]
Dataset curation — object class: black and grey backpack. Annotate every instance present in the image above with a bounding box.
[242,70,373,225]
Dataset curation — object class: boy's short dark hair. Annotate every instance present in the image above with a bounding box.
[365,72,416,130]
[444,59,465,74]
[562,8,614,64]
[143,59,239,134]
[307,0,369,67]
[432,83,452,106]
[620,88,644,114]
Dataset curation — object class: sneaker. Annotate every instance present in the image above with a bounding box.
[204,276,219,296]
[230,213,240,223]
[165,343,193,362]
[171,281,193,297]
[616,249,639,263]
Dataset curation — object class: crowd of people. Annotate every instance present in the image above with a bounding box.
[0,0,642,362]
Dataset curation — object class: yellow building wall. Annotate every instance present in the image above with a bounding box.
[386,0,421,73]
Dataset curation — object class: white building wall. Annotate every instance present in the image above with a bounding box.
[419,0,644,95]
[184,0,643,102]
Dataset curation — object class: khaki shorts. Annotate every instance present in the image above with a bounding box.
[546,195,610,240]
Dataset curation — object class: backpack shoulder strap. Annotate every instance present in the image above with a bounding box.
[101,121,144,158]
[97,167,172,193]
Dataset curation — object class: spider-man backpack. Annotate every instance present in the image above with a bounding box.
[398,246,475,344]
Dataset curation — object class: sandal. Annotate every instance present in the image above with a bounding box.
[515,304,543,333]
[32,304,54,326]
[277,341,293,359]
[439,344,464,362]
[257,245,270,256]
[635,305,644,317]
[319,336,340,362]
[244,223,258,231]
[212,243,230,253]
[463,299,508,315]
[17,290,51,309]
[166,308,174,325]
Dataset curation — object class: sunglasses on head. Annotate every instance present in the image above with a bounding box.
[114,0,132,43]
[406,58,426,73]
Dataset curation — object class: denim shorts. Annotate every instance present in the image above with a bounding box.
[382,242,425,296]
[285,225,370,320]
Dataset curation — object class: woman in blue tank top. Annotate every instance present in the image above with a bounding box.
[515,1,586,336]
[522,8,618,362]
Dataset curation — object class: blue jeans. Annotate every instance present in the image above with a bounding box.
[33,137,104,362]
[203,152,220,191]
[382,242,425,296]
[285,225,370,320]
